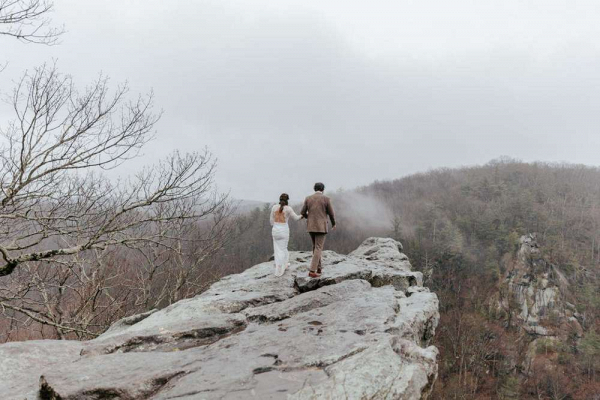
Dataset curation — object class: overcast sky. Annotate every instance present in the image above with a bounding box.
[2,0,600,202]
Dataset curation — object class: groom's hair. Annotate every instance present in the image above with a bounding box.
[314,182,325,192]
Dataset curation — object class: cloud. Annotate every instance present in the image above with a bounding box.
[2,0,600,201]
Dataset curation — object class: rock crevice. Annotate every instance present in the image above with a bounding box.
[0,237,440,400]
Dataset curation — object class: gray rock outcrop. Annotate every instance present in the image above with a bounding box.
[1,237,440,400]
[503,234,582,337]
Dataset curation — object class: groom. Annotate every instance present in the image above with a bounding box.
[301,182,336,278]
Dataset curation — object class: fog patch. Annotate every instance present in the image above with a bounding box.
[332,191,394,232]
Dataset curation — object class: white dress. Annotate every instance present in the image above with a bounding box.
[270,205,302,276]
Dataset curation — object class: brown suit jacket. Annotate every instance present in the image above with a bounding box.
[301,192,336,233]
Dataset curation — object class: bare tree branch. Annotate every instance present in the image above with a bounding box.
[0,0,64,45]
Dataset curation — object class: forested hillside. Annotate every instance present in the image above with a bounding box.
[4,157,596,398]
[221,158,600,399]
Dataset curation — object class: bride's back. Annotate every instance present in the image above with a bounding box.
[273,205,287,223]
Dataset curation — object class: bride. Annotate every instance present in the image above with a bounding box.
[269,193,303,276]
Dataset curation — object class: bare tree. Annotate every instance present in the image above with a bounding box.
[0,64,234,339]
[0,0,63,44]
[0,0,238,342]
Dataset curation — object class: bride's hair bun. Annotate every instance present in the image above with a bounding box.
[279,193,289,213]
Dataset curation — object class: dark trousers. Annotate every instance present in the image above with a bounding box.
[309,232,326,272]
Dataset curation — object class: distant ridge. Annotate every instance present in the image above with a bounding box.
[233,199,269,214]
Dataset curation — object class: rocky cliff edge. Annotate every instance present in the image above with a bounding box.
[1,237,440,400]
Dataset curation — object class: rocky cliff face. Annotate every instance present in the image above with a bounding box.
[1,237,440,400]
[503,234,582,338]
[499,234,586,376]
